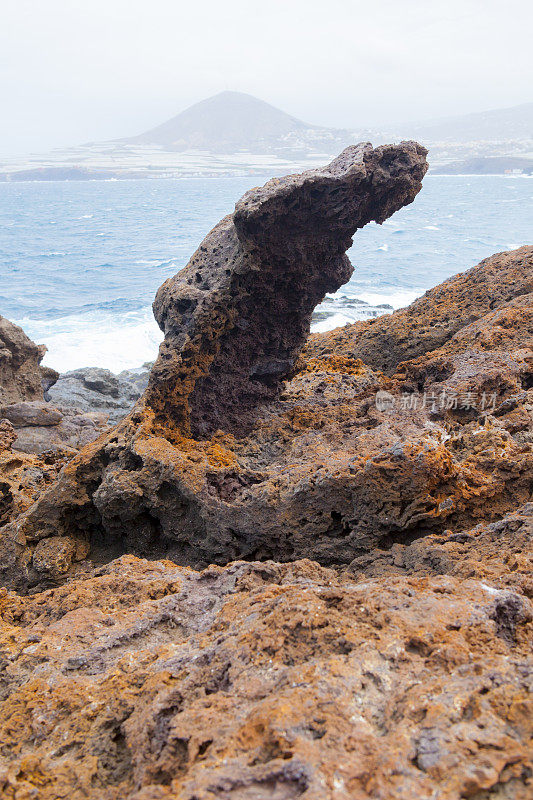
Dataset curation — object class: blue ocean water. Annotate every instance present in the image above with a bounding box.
[0,175,531,372]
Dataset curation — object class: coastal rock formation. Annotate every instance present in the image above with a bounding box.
[0,150,532,799]
[0,363,149,455]
[0,423,68,529]
[47,365,151,423]
[346,501,533,596]
[3,242,533,592]
[0,142,434,590]
[0,401,109,455]
[0,316,58,405]
[304,246,533,374]
[147,141,427,436]
[0,557,531,799]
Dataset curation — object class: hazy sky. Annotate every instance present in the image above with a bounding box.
[1,0,531,155]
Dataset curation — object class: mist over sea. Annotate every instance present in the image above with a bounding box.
[0,174,531,373]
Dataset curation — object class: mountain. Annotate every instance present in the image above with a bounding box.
[2,93,531,181]
[405,102,533,142]
[125,91,328,153]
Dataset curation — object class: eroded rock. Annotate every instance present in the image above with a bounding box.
[1,402,63,428]
[148,141,427,437]
[0,142,435,589]
[0,557,531,799]
[0,316,58,404]
[47,364,151,423]
[0,429,68,529]
[2,239,533,589]
[304,245,533,375]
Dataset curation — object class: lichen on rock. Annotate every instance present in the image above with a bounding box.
[0,557,531,799]
[0,142,432,589]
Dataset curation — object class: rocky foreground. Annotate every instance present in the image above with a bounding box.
[0,143,532,799]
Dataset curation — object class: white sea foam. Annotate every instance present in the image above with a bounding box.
[19,307,163,373]
[311,312,353,333]
[310,286,422,334]
[355,288,421,309]
[27,286,420,371]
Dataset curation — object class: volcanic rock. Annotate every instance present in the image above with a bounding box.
[304,246,533,375]
[10,407,110,455]
[0,557,531,799]
[3,252,533,595]
[1,402,63,428]
[346,501,533,596]
[0,420,16,454]
[0,427,68,529]
[147,141,428,437]
[4,179,533,596]
[0,316,58,404]
[47,364,151,423]
[0,142,432,590]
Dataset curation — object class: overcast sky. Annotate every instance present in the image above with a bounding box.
[1,0,531,155]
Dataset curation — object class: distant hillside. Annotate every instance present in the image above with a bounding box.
[433,156,533,175]
[406,102,533,142]
[125,91,332,153]
[0,166,119,181]
[2,93,531,181]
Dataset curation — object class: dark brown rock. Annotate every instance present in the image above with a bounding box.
[0,316,58,404]
[0,142,432,590]
[148,141,428,437]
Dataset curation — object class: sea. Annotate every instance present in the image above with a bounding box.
[0,175,531,373]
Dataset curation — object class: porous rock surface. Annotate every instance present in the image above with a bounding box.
[0,400,110,455]
[0,557,531,800]
[0,422,69,529]
[304,246,533,375]
[148,141,427,436]
[0,150,532,800]
[0,316,57,405]
[0,142,434,590]
[3,244,533,592]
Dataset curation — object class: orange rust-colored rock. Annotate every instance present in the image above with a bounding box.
[2,245,533,591]
[0,557,531,800]
[0,425,68,530]
[0,143,436,591]
[304,246,533,375]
